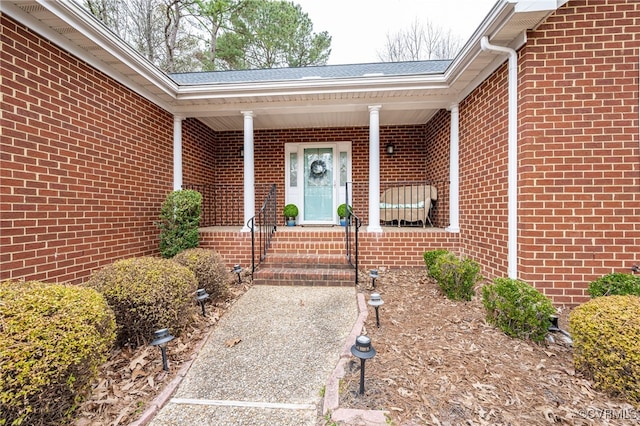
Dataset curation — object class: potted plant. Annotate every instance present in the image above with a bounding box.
[283,204,298,226]
[337,203,352,226]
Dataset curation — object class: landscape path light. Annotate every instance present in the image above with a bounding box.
[233,264,243,284]
[369,269,379,288]
[150,328,174,371]
[368,293,384,328]
[350,335,376,395]
[196,288,210,316]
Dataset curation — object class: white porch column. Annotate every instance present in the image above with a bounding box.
[173,115,183,191]
[446,104,460,233]
[240,111,255,232]
[367,105,383,233]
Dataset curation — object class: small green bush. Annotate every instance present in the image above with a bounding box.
[336,203,352,218]
[423,249,450,277]
[85,257,198,347]
[0,280,116,426]
[482,278,556,343]
[158,189,202,258]
[172,248,230,301]
[283,203,298,218]
[570,295,640,403]
[587,272,640,298]
[430,252,481,301]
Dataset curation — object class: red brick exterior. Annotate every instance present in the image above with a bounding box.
[2,1,638,305]
[516,0,640,303]
[455,0,640,304]
[1,15,174,284]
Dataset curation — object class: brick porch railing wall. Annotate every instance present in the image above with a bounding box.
[0,15,175,284]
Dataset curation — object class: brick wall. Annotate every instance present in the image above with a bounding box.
[0,15,174,284]
[517,0,640,304]
[456,60,511,281]
[457,0,640,304]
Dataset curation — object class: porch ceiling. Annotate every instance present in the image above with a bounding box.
[2,0,563,132]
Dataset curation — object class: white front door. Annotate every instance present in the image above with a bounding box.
[285,142,351,225]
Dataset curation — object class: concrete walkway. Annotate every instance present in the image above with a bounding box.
[145,286,359,425]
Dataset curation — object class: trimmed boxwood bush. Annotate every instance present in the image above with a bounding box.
[570,295,640,403]
[172,248,230,301]
[0,280,116,426]
[587,272,640,298]
[158,189,202,258]
[482,278,556,343]
[423,249,450,278]
[430,252,481,301]
[86,256,198,347]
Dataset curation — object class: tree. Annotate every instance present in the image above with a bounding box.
[84,0,203,72]
[378,18,462,62]
[186,0,246,71]
[215,0,331,70]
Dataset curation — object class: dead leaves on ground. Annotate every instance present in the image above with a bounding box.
[339,269,635,426]
[74,284,249,426]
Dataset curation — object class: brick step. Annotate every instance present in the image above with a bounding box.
[268,241,346,254]
[252,266,354,286]
[264,253,351,269]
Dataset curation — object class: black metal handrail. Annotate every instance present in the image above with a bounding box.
[247,184,277,273]
[345,182,361,284]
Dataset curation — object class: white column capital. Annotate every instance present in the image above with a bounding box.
[368,105,382,113]
[447,103,459,112]
[241,111,254,117]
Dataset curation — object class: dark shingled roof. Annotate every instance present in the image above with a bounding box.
[169,60,452,85]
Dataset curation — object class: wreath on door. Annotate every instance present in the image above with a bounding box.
[309,159,328,179]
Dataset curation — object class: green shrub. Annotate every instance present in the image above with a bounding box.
[429,252,481,301]
[283,203,298,218]
[85,257,198,347]
[482,278,556,343]
[587,272,640,298]
[0,280,115,426]
[423,249,450,277]
[172,248,230,301]
[158,189,202,258]
[570,295,640,403]
[336,203,352,218]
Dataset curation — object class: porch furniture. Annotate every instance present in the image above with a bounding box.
[380,185,437,227]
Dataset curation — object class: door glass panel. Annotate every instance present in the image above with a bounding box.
[289,153,297,187]
[339,152,347,186]
[304,148,333,221]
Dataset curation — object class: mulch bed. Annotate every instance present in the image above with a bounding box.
[337,269,638,426]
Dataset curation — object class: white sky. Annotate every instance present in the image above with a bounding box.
[294,0,498,65]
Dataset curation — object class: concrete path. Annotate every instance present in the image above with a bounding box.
[146,285,359,425]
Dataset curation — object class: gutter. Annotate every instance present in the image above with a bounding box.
[480,36,518,280]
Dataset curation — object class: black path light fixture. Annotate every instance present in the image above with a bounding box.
[351,335,376,395]
[233,264,243,284]
[196,288,210,316]
[369,269,379,289]
[150,328,174,372]
[368,293,384,328]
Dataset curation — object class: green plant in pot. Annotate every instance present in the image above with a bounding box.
[337,203,352,226]
[283,204,298,226]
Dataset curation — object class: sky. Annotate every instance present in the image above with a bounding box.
[294,0,498,65]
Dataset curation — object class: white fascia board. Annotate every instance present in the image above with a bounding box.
[174,75,449,101]
[32,0,179,106]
